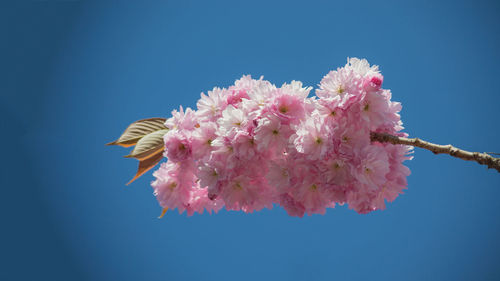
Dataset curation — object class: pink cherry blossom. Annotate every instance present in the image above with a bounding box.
[150,59,412,217]
[165,106,198,131]
[321,156,354,187]
[363,73,384,92]
[279,193,305,217]
[217,105,247,137]
[152,161,193,210]
[163,130,192,162]
[268,83,310,124]
[191,122,217,159]
[354,146,390,188]
[254,115,292,154]
[197,87,228,121]
[226,90,249,107]
[293,114,332,160]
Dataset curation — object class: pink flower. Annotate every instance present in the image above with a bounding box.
[316,67,361,99]
[269,84,308,124]
[354,146,390,188]
[197,162,220,190]
[247,82,276,105]
[185,187,224,216]
[191,122,217,159]
[346,57,379,77]
[357,91,390,130]
[164,130,192,162]
[165,106,198,131]
[152,161,194,210]
[267,158,291,194]
[293,115,332,160]
[321,157,354,187]
[226,90,249,107]
[219,174,260,211]
[254,115,292,153]
[279,193,305,217]
[217,105,247,137]
[346,188,378,214]
[334,120,370,158]
[280,80,312,99]
[291,172,332,215]
[197,87,228,121]
[231,131,258,160]
[317,97,344,120]
[232,75,265,93]
[363,73,384,92]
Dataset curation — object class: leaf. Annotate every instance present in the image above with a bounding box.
[125,129,169,160]
[158,207,168,219]
[127,150,164,185]
[107,118,167,147]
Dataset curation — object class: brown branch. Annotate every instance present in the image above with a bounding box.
[370,132,500,173]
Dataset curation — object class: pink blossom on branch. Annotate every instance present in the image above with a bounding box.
[151,58,412,217]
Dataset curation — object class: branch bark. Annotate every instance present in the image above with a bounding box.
[370,132,500,173]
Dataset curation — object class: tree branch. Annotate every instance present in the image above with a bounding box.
[370,132,500,173]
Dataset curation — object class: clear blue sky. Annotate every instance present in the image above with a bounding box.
[2,1,500,280]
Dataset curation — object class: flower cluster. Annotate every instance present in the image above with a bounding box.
[152,58,412,216]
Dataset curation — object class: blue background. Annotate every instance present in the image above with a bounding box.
[2,1,500,280]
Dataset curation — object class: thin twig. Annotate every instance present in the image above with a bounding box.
[370,132,500,173]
